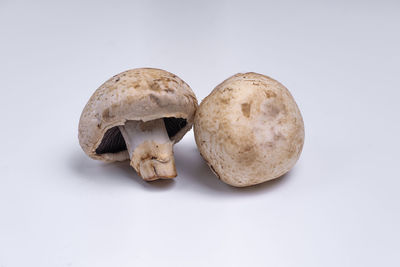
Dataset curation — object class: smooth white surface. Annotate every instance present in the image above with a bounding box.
[1,1,400,266]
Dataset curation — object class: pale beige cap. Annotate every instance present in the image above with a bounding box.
[194,72,304,187]
[78,68,198,162]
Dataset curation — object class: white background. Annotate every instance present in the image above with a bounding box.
[1,0,399,266]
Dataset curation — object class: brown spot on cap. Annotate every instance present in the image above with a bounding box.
[241,102,251,118]
[150,81,161,91]
[221,98,230,104]
[149,94,161,105]
[164,88,175,93]
[102,108,113,120]
[265,90,277,98]
[266,104,280,118]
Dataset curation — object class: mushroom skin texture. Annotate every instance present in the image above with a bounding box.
[78,68,198,181]
[194,72,304,187]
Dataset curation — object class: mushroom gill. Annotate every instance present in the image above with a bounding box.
[95,117,187,155]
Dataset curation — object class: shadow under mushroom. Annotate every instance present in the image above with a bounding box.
[68,148,175,191]
[68,141,294,195]
[173,141,294,196]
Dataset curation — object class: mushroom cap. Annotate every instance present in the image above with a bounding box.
[79,68,198,162]
[194,72,304,187]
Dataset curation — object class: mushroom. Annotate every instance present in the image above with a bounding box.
[78,68,198,181]
[194,72,304,187]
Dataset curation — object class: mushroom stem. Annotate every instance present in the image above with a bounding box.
[118,119,176,181]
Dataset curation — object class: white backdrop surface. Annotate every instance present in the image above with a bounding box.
[1,1,399,266]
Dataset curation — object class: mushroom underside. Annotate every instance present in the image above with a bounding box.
[95,117,187,155]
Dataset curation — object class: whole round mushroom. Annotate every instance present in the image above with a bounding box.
[78,68,198,181]
[194,72,304,187]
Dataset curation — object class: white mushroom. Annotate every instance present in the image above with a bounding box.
[194,72,304,187]
[78,68,198,181]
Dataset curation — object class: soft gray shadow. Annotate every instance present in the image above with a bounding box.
[174,143,293,196]
[68,149,175,191]
[69,144,295,195]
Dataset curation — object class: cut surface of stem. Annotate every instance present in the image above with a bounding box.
[118,119,176,181]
